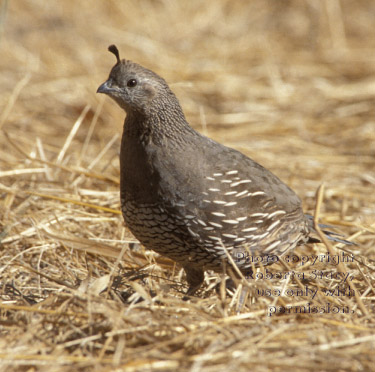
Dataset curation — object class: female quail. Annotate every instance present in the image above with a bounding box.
[97,45,350,296]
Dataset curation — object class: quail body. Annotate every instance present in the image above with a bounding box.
[97,45,348,295]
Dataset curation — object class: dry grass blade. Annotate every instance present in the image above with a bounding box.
[3,130,120,184]
[313,183,368,316]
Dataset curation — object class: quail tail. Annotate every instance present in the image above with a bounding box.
[305,214,354,245]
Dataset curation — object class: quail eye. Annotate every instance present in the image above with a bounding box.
[127,79,137,87]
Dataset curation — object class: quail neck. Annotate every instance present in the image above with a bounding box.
[97,56,196,146]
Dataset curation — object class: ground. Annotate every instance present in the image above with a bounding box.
[1,1,375,371]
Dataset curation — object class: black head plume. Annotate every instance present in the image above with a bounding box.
[108,45,120,64]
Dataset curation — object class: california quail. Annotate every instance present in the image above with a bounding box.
[97,45,351,296]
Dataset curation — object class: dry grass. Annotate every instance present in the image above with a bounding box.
[1,0,375,371]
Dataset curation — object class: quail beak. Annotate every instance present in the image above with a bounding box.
[97,80,113,95]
